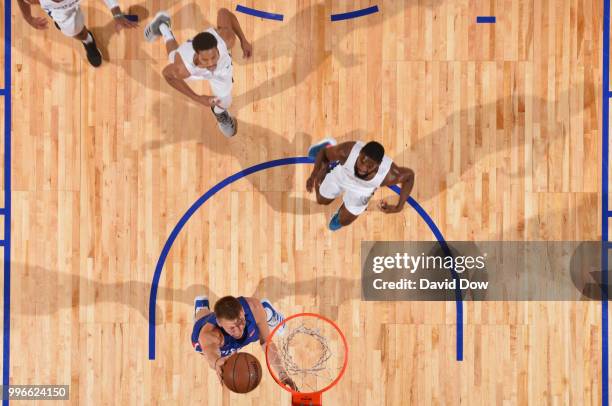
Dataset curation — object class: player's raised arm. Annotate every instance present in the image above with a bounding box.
[248,299,298,391]
[379,164,415,214]
[216,8,252,58]
[200,329,227,385]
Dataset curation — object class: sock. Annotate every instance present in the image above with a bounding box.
[82,32,94,45]
[213,105,225,114]
[159,23,174,42]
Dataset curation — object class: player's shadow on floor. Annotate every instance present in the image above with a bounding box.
[86,3,222,95]
[390,80,596,205]
[142,79,594,220]
[11,18,80,76]
[11,190,595,324]
[231,1,442,111]
[142,96,368,215]
[11,263,359,324]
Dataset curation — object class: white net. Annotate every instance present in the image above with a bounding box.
[268,315,347,393]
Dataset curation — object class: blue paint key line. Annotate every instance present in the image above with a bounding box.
[235,4,283,21]
[476,16,496,23]
[331,5,379,21]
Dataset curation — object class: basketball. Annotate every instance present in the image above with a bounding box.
[222,352,262,393]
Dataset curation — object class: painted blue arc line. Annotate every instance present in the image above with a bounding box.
[476,16,496,24]
[148,157,463,362]
[331,5,379,21]
[235,5,283,21]
[388,185,463,361]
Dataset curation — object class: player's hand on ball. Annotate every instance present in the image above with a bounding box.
[27,16,49,30]
[240,40,253,58]
[215,357,227,386]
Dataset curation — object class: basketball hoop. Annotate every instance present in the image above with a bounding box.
[265,313,348,406]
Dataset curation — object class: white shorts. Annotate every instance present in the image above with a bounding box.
[168,51,233,110]
[45,5,85,37]
[319,168,375,215]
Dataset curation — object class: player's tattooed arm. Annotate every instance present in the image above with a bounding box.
[17,0,48,30]
[217,8,252,58]
[162,55,218,107]
[306,142,354,192]
[379,164,415,213]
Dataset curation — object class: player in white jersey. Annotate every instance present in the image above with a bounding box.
[306,139,415,231]
[17,0,138,67]
[143,9,252,138]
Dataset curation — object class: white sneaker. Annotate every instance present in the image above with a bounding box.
[261,299,285,335]
[144,11,172,42]
[211,107,237,138]
[194,295,209,321]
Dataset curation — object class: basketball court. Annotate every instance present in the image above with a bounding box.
[1,0,611,404]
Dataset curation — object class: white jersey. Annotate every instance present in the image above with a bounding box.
[318,141,393,215]
[39,0,81,10]
[336,141,393,195]
[40,0,116,11]
[174,28,233,98]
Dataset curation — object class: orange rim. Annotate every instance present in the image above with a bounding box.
[264,312,349,396]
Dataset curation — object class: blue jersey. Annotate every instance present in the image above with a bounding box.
[191,297,260,356]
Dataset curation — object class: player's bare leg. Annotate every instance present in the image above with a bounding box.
[329,204,358,231]
[75,26,102,67]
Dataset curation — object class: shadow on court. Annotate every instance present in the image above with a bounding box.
[141,78,595,223]
[142,95,368,215]
[11,263,359,324]
[13,174,596,326]
[231,1,443,110]
[394,80,597,204]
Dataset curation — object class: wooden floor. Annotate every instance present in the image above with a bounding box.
[5,0,607,404]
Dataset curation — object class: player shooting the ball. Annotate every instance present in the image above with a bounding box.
[191,295,298,390]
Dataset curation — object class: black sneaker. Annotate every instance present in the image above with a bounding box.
[82,31,102,67]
